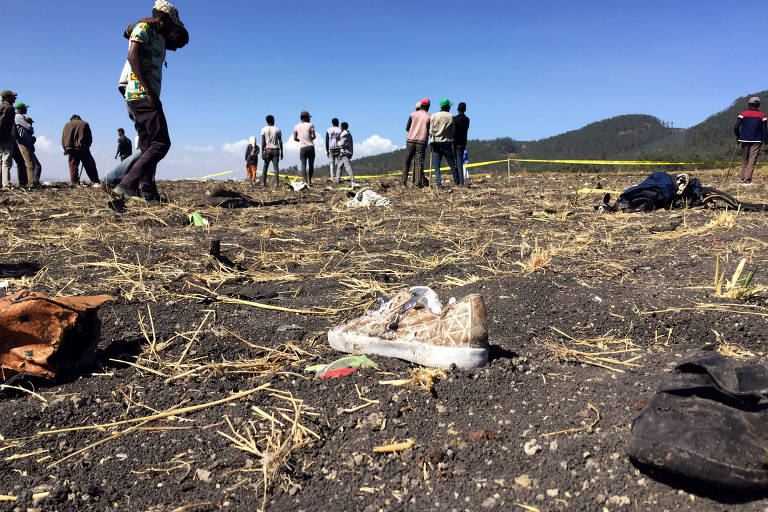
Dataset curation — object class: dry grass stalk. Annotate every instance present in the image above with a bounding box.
[379,368,446,392]
[712,329,754,359]
[546,326,641,373]
[516,240,552,274]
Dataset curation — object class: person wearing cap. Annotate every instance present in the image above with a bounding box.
[0,90,17,188]
[734,96,768,186]
[245,136,260,181]
[261,115,283,186]
[429,98,461,188]
[403,98,431,187]
[113,0,187,201]
[326,118,342,183]
[453,102,470,182]
[293,111,316,183]
[14,102,42,187]
[61,115,100,186]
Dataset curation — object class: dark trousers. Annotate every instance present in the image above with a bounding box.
[431,142,459,187]
[67,148,100,184]
[300,146,315,182]
[121,99,171,198]
[262,149,280,184]
[403,140,427,186]
[454,145,466,184]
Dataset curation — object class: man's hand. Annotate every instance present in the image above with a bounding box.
[280,154,284,161]
[326,152,330,158]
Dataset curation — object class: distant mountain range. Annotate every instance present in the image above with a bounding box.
[317,89,767,174]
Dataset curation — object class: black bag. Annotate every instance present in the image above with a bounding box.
[626,353,768,490]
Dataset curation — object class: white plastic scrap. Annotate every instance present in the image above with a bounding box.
[345,188,391,208]
[291,180,309,191]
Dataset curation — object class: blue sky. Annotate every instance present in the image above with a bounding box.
[6,0,767,181]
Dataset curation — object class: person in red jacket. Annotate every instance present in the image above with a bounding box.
[734,96,768,186]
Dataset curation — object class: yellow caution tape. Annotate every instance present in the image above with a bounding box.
[193,157,734,181]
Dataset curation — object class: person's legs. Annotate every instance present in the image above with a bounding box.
[339,155,355,180]
[745,142,760,183]
[445,145,460,185]
[402,141,416,184]
[415,142,426,187]
[329,149,339,182]
[17,144,36,186]
[106,150,141,187]
[300,147,309,181]
[307,147,315,182]
[455,145,466,184]
[31,151,41,185]
[0,141,13,187]
[80,149,100,183]
[68,152,82,184]
[740,143,750,182]
[11,143,25,187]
[265,149,280,183]
[431,145,444,188]
[120,99,171,197]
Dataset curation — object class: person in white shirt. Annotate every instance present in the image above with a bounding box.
[260,115,283,185]
[326,118,342,183]
[293,110,316,183]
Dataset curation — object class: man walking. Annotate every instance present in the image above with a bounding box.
[326,118,342,183]
[261,115,283,186]
[115,128,133,161]
[403,98,431,187]
[61,114,100,186]
[337,122,356,184]
[0,90,17,189]
[114,0,187,201]
[429,98,461,188]
[14,102,42,187]
[734,96,768,186]
[294,110,316,183]
[453,102,470,182]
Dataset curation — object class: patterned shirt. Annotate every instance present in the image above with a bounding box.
[124,22,166,101]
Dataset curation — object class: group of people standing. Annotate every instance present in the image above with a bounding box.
[403,98,469,189]
[244,112,356,186]
[0,90,42,189]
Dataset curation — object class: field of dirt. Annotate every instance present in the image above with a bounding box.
[1,169,768,512]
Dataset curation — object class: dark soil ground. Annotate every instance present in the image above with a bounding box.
[1,170,768,512]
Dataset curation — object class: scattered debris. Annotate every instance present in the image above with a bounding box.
[305,355,378,378]
[345,188,391,208]
[373,440,413,453]
[187,211,209,226]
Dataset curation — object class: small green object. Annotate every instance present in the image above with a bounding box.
[669,213,682,219]
[188,211,209,226]
[306,355,378,376]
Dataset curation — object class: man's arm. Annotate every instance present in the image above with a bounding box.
[406,116,412,132]
[763,118,768,150]
[84,123,93,148]
[293,129,299,143]
[734,117,742,139]
[261,134,267,157]
[115,142,120,159]
[61,125,67,152]
[127,40,157,104]
[310,125,316,141]
[325,131,330,155]
[278,133,284,159]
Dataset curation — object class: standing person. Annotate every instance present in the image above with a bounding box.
[293,110,316,183]
[14,102,42,187]
[61,114,100,186]
[114,0,187,201]
[734,96,768,186]
[402,98,431,187]
[336,122,356,184]
[0,90,17,189]
[261,115,283,186]
[453,102,470,182]
[245,136,259,181]
[429,98,461,188]
[326,118,342,183]
[115,128,133,161]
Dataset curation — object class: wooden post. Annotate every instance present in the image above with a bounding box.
[507,158,511,179]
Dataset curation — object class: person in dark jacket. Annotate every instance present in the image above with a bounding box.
[0,90,17,188]
[734,96,768,186]
[453,102,470,181]
[61,114,100,186]
[115,128,133,161]
[245,136,259,181]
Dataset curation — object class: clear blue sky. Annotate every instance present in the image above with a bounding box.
[6,0,767,181]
